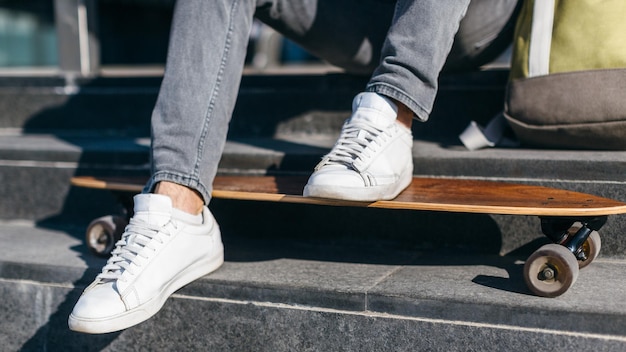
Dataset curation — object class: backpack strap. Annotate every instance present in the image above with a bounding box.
[528,0,555,77]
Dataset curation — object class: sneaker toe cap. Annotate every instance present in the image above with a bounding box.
[306,168,364,188]
[71,284,126,320]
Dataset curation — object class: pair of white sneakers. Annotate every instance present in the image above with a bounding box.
[68,92,414,334]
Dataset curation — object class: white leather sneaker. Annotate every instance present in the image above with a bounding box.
[68,194,224,334]
[303,92,413,201]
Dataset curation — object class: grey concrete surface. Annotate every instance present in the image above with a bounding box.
[2,222,626,351]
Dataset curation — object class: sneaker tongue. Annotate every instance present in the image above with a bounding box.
[351,92,398,128]
[132,194,173,227]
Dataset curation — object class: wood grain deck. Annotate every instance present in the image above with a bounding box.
[71,175,626,216]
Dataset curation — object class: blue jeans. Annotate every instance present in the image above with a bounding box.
[146,0,517,202]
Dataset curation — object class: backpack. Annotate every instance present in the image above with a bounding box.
[461,0,626,150]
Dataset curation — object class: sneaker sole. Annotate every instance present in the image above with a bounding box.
[68,249,224,334]
[303,170,413,202]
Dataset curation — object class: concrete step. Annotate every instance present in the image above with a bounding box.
[0,70,506,137]
[3,222,626,351]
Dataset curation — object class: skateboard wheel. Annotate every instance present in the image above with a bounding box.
[523,244,579,298]
[86,215,127,257]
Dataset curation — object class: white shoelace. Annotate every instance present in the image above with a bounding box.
[317,119,390,170]
[96,218,173,283]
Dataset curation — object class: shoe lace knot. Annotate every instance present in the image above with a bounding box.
[317,119,392,171]
[96,217,173,283]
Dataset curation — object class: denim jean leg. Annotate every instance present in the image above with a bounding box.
[366,0,471,121]
[258,0,471,121]
[146,0,257,202]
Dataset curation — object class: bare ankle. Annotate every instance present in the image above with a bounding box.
[392,99,413,129]
[154,181,204,215]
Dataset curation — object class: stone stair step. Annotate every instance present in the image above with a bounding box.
[2,222,626,351]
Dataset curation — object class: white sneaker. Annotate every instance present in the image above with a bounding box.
[68,194,224,334]
[303,92,413,201]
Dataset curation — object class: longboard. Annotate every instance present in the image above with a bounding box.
[71,175,626,298]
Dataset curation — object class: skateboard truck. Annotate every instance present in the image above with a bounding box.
[540,216,606,261]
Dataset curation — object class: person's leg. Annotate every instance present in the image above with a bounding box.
[69,0,259,334]
[259,0,517,119]
[296,0,470,201]
[365,0,471,121]
[145,0,259,209]
[149,0,395,207]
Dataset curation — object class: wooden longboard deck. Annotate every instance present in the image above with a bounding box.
[70,175,626,217]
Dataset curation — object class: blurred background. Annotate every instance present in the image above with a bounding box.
[0,0,321,76]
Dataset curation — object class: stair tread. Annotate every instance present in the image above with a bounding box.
[2,221,625,337]
[1,133,625,180]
